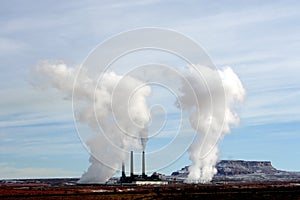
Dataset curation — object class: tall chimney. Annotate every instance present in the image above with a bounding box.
[121,162,126,179]
[130,151,134,177]
[142,151,146,177]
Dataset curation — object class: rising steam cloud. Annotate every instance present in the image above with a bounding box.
[180,65,245,183]
[33,61,151,183]
[33,61,245,184]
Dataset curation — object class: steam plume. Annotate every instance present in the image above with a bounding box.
[33,61,151,183]
[180,65,245,183]
[33,61,245,184]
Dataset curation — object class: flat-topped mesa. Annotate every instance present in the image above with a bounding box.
[217,160,278,175]
[219,160,272,166]
[171,160,279,177]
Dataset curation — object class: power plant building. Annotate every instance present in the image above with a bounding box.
[120,151,168,185]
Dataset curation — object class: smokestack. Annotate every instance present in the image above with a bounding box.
[121,162,126,179]
[130,151,134,177]
[142,151,145,177]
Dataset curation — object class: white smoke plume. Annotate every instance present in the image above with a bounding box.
[33,61,245,184]
[180,65,246,183]
[33,61,151,183]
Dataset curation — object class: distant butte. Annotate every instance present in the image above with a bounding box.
[171,160,300,183]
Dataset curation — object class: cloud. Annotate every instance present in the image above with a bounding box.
[0,37,25,55]
[0,163,79,179]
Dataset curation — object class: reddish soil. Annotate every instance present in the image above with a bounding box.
[1,182,300,199]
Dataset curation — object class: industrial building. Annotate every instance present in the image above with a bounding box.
[120,151,167,185]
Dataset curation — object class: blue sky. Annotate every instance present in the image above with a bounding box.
[1,0,300,179]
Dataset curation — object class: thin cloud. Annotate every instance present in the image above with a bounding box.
[0,163,80,179]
